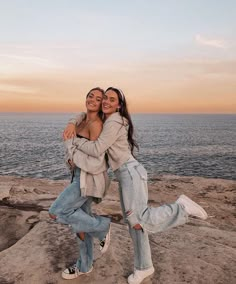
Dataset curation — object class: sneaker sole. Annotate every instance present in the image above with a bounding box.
[61,267,93,280]
[100,225,111,254]
[128,267,155,284]
[180,195,208,220]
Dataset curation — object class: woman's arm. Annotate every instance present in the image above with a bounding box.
[64,119,107,174]
[63,112,86,140]
[65,140,107,174]
[67,121,122,158]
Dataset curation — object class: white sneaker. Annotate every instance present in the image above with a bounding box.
[128,266,155,284]
[176,194,208,220]
[61,263,93,280]
[99,224,111,254]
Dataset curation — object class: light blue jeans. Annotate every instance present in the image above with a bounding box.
[49,167,110,272]
[115,158,188,270]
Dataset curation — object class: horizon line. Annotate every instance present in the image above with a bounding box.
[0,111,235,115]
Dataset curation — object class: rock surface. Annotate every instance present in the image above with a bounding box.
[0,175,235,284]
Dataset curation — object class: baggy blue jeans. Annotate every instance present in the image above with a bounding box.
[115,158,188,270]
[49,167,110,272]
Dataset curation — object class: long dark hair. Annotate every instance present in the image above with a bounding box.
[105,87,139,154]
[86,87,105,120]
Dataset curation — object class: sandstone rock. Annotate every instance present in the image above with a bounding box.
[0,175,235,284]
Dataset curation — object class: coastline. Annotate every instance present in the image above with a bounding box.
[0,174,235,284]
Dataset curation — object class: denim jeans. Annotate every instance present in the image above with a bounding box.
[49,167,110,272]
[115,158,188,270]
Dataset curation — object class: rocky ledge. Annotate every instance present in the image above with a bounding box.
[0,175,235,284]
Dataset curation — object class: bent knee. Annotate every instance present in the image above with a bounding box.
[49,213,57,220]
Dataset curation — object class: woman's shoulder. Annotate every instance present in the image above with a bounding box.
[89,117,103,131]
[88,117,103,140]
[105,113,128,126]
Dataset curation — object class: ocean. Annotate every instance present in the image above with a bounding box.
[0,113,235,181]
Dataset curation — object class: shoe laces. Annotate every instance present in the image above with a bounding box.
[68,263,77,273]
[99,238,105,248]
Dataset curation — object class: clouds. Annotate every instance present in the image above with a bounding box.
[0,83,37,94]
[0,53,60,68]
[0,45,65,76]
[0,43,83,50]
[195,34,229,49]
[0,41,127,76]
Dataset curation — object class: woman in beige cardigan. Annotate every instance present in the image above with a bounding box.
[49,87,111,280]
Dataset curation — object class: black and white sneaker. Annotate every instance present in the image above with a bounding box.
[99,225,111,254]
[61,263,93,280]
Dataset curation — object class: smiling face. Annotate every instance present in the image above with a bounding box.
[86,89,103,112]
[102,89,121,118]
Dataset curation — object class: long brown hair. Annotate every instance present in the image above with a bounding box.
[105,87,139,154]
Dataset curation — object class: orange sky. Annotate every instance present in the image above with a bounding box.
[1,60,236,113]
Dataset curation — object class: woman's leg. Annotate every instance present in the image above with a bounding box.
[48,181,88,221]
[116,161,207,283]
[49,168,88,219]
[62,206,110,240]
[116,161,188,269]
[138,202,188,233]
[49,168,110,239]
[118,184,153,270]
[76,197,94,273]
[120,163,188,234]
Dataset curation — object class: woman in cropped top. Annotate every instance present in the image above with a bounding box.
[63,87,208,284]
[49,88,111,280]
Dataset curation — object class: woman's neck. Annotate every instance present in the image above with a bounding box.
[86,111,99,122]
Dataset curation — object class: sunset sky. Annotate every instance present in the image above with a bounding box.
[0,0,235,113]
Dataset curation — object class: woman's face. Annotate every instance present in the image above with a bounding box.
[102,90,120,117]
[86,90,103,112]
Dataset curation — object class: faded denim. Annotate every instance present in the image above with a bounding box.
[49,167,110,272]
[115,158,188,270]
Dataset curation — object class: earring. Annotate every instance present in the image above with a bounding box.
[116,107,120,112]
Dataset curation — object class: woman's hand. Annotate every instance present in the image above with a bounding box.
[68,159,76,170]
[63,123,76,140]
